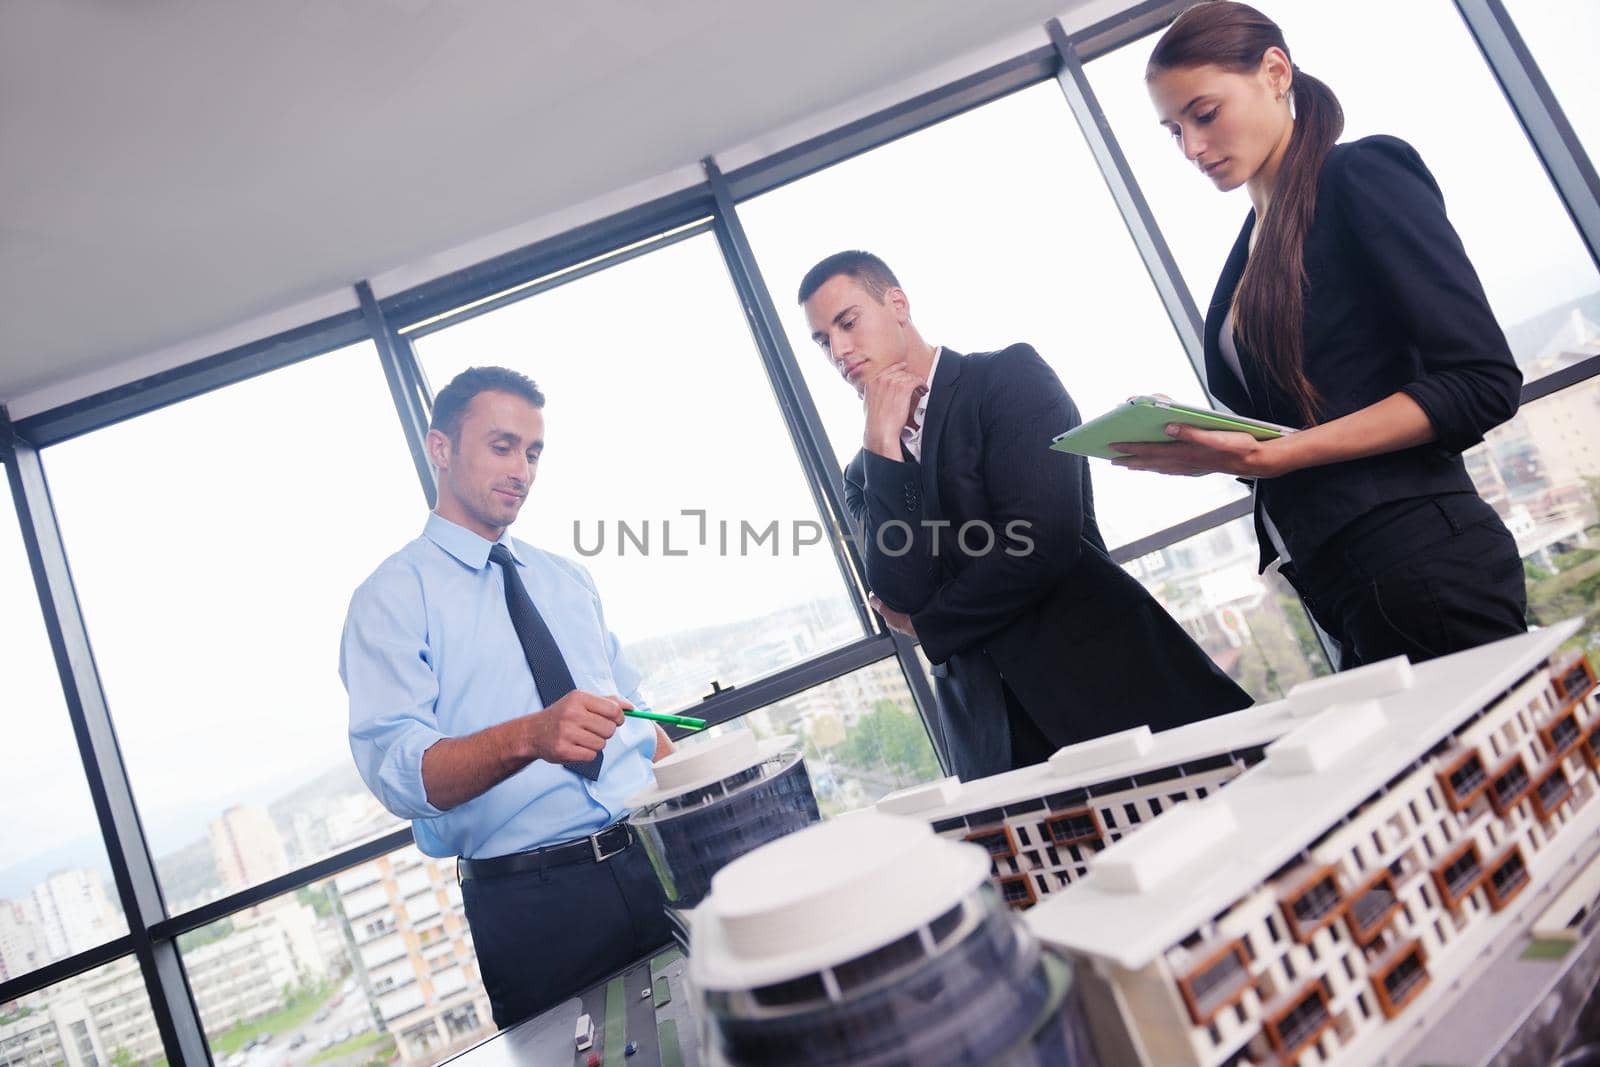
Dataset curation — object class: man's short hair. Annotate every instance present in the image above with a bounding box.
[429,366,546,444]
[796,250,901,305]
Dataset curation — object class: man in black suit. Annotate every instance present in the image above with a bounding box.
[799,251,1252,778]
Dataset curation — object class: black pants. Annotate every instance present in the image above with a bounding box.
[460,834,671,1030]
[1004,679,1058,769]
[1283,493,1527,670]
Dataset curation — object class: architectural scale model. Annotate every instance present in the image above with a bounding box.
[686,812,1099,1066]
[627,730,820,946]
[871,681,1347,909]
[1026,621,1600,1067]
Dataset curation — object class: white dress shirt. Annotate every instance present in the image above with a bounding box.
[901,346,942,462]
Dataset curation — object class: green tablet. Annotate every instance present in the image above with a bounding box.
[1050,396,1296,460]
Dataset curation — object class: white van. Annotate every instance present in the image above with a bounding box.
[574,1013,595,1052]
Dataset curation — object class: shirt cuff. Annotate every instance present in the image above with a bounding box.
[379,724,449,821]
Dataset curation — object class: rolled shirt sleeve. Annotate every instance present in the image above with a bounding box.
[1332,136,1522,453]
[340,563,448,822]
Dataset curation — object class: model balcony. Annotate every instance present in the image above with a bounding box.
[1484,845,1530,912]
[1042,808,1103,849]
[1278,863,1344,943]
[1540,708,1583,763]
[1436,747,1490,811]
[1532,764,1574,823]
[1344,868,1402,947]
[1488,754,1534,817]
[1263,977,1333,1063]
[1552,653,1596,707]
[963,825,1017,862]
[1175,939,1252,1028]
[1370,939,1429,1019]
[1431,840,1485,911]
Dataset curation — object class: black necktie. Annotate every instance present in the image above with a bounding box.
[489,543,602,780]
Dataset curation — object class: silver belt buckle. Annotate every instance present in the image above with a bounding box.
[591,825,627,863]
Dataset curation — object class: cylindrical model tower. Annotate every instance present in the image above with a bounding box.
[628,730,821,914]
[688,812,1100,1067]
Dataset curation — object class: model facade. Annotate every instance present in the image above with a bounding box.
[872,690,1329,908]
[1027,622,1599,1067]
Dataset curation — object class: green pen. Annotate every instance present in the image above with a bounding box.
[624,706,707,731]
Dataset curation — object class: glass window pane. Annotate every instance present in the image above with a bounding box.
[1503,0,1600,175]
[1467,376,1600,654]
[1123,515,1330,700]
[1,478,128,981]
[41,343,417,902]
[412,232,867,713]
[705,658,943,817]
[1,957,161,1065]
[1086,0,1600,383]
[738,81,1248,549]
[180,837,493,1065]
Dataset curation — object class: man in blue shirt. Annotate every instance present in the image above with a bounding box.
[341,365,673,1029]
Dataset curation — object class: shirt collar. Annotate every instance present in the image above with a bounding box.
[423,512,524,571]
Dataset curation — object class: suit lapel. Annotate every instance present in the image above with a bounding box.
[919,349,964,522]
[1205,213,1256,415]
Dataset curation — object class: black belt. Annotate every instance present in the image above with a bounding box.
[457,823,633,882]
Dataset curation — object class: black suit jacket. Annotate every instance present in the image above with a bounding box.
[1204,135,1522,572]
[844,345,1252,769]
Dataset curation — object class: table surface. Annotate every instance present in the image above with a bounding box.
[439,947,702,1067]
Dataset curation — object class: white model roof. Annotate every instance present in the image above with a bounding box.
[688,812,990,991]
[872,698,1301,826]
[628,731,797,808]
[1027,622,1582,971]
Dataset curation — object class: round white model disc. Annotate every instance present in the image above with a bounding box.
[628,731,798,808]
[689,811,991,991]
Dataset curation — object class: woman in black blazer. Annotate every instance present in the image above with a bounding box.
[1116,1,1527,668]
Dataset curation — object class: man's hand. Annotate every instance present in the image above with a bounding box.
[863,362,928,460]
[869,593,918,638]
[525,690,627,764]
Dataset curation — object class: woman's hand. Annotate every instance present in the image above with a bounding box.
[1110,424,1294,478]
[1109,393,1438,480]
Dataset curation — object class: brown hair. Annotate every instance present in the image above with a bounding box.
[797,250,901,305]
[1148,2,1344,424]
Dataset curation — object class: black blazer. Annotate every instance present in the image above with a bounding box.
[844,345,1251,751]
[1204,135,1522,571]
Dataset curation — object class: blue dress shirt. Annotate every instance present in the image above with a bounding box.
[340,513,656,859]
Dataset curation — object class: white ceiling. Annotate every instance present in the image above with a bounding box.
[0,0,1114,416]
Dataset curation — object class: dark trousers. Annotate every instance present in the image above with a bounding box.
[1004,679,1058,769]
[460,835,671,1030]
[1284,493,1527,670]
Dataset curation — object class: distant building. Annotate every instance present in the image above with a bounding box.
[30,869,120,961]
[0,990,111,1067]
[329,797,492,1065]
[0,900,46,983]
[333,847,490,1065]
[209,805,290,894]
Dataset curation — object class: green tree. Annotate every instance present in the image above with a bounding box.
[833,701,941,784]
